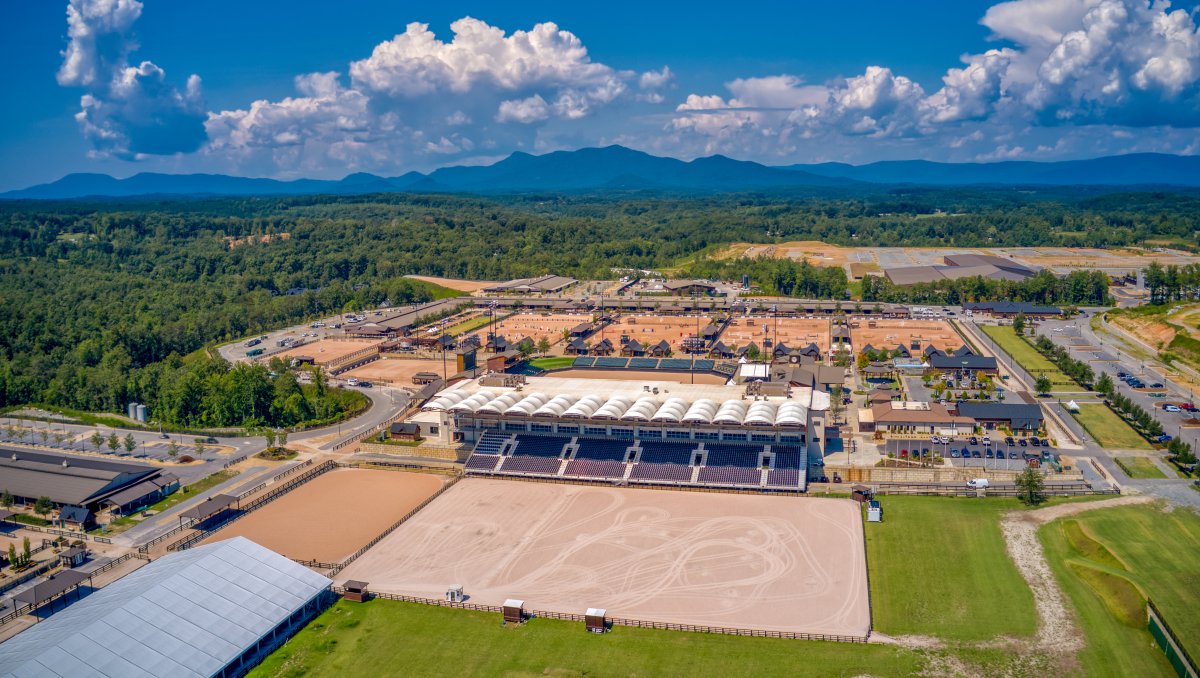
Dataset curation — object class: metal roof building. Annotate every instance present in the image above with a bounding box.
[0,449,167,512]
[0,537,332,678]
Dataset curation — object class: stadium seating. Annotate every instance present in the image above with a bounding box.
[657,358,693,370]
[627,357,659,369]
[630,462,693,482]
[473,433,508,455]
[770,445,807,469]
[765,468,801,488]
[574,438,632,461]
[703,443,766,468]
[465,455,501,471]
[638,440,698,465]
[512,434,570,458]
[697,466,761,486]
[500,455,562,475]
[594,357,630,368]
[573,357,596,367]
[563,459,626,479]
[693,359,716,371]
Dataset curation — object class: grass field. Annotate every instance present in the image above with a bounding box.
[251,599,925,678]
[1114,456,1167,479]
[1072,404,1153,450]
[444,314,500,336]
[528,356,577,370]
[980,325,1075,388]
[1040,503,1200,676]
[864,496,1036,641]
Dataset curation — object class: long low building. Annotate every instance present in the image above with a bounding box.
[482,275,578,294]
[0,537,332,678]
[0,449,178,515]
[422,374,830,491]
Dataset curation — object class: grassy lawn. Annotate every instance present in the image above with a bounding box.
[1072,404,1153,450]
[105,469,238,532]
[1040,503,1200,676]
[444,313,507,336]
[252,599,926,678]
[979,325,1075,389]
[1114,456,1167,479]
[864,496,1036,641]
[528,356,577,370]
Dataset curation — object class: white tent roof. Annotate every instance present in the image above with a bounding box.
[0,537,330,678]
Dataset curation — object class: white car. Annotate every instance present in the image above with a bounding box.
[1164,404,1182,413]
[346,378,359,386]
[967,478,990,489]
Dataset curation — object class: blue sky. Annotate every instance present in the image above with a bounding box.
[3,0,1200,189]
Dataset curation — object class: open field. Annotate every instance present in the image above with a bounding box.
[1072,404,1153,450]
[443,312,496,336]
[336,479,870,637]
[249,599,924,678]
[604,314,716,352]
[403,275,498,292]
[341,357,448,386]
[720,316,829,352]
[980,325,1076,388]
[1114,456,1166,479]
[864,496,1036,641]
[276,338,381,366]
[851,319,963,354]
[198,469,448,562]
[526,356,576,370]
[1040,503,1200,676]
[551,368,729,384]
[463,312,590,351]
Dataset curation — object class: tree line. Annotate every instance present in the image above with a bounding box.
[862,269,1112,306]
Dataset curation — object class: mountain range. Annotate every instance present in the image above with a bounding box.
[5,145,1200,200]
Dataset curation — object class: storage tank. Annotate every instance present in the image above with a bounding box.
[135,404,148,422]
[127,402,138,419]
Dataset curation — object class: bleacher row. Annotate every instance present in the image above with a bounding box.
[464,432,806,491]
[570,357,717,371]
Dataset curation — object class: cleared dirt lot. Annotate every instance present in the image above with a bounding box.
[464,313,591,351]
[552,368,729,385]
[341,357,448,387]
[337,478,870,637]
[276,338,381,366]
[199,468,449,563]
[404,275,497,292]
[721,316,830,352]
[605,315,714,351]
[850,319,963,352]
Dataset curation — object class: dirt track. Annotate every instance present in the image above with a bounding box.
[338,479,871,637]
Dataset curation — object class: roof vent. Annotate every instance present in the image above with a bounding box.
[62,459,69,467]
[11,453,17,461]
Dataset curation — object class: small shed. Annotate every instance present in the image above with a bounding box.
[867,500,883,522]
[58,545,87,568]
[446,585,464,603]
[503,598,525,624]
[343,580,369,602]
[412,371,439,385]
[585,607,607,634]
[389,422,421,441]
[58,505,94,531]
[850,484,873,503]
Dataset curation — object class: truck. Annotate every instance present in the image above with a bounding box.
[966,478,990,489]
[246,348,265,357]
[244,338,261,348]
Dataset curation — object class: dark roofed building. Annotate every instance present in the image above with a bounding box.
[648,340,672,357]
[708,341,734,358]
[621,339,645,357]
[661,280,723,297]
[737,341,759,358]
[568,322,594,339]
[389,422,421,441]
[592,338,615,356]
[58,505,94,530]
[964,301,1062,317]
[956,402,1044,432]
[0,449,166,513]
[928,353,998,373]
[564,337,589,355]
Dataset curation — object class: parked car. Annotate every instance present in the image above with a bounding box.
[1030,437,1042,446]
[1005,436,1016,446]
[1009,450,1020,459]
[1150,382,1164,389]
[968,436,979,445]
[967,478,990,489]
[985,449,994,459]
[972,449,982,458]
[1164,404,1182,413]
[1019,438,1028,446]
[950,449,961,458]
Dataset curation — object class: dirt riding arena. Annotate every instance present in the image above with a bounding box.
[551,368,729,385]
[337,478,870,637]
[276,338,381,366]
[851,319,963,353]
[464,313,591,352]
[341,357,449,387]
[198,468,449,563]
[403,275,498,293]
[604,315,715,352]
[721,316,830,352]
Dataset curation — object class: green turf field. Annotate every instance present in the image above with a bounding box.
[444,314,499,336]
[528,356,577,370]
[1040,503,1200,677]
[1114,456,1167,478]
[250,599,925,678]
[979,325,1075,388]
[1072,404,1153,450]
[864,496,1036,641]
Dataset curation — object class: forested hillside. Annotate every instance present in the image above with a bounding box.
[0,189,1196,424]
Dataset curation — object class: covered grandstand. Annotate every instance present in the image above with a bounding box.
[425,375,829,492]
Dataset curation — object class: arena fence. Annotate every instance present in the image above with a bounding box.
[464,470,806,498]
[2,522,113,545]
[329,588,868,643]
[869,482,1118,497]
[1148,598,1198,678]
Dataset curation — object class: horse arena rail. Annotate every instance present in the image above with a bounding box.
[329,588,868,643]
[138,519,196,553]
[1148,598,1199,678]
[271,459,314,482]
[464,469,807,498]
[868,483,1118,497]
[4,521,112,545]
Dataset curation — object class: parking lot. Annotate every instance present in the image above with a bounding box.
[882,438,1056,470]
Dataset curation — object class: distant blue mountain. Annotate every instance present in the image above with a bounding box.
[5,146,1200,200]
[785,153,1200,186]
